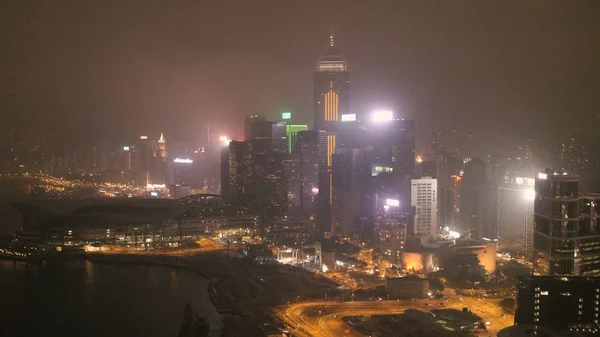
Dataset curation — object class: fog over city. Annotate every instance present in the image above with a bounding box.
[1,2,600,337]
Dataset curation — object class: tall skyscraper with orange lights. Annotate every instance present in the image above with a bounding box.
[313,33,351,235]
[313,33,350,131]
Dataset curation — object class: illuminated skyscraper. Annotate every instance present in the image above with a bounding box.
[313,33,350,131]
[157,132,167,158]
[533,171,600,276]
[410,177,438,237]
[313,32,350,235]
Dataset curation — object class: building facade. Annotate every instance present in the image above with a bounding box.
[516,276,600,331]
[533,171,600,276]
[411,177,438,237]
[313,33,350,237]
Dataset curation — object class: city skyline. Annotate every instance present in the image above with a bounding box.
[3,2,600,337]
[2,1,599,151]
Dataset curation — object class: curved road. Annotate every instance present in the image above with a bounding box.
[278,295,513,337]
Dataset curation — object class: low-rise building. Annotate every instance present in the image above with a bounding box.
[446,238,496,274]
[401,251,436,274]
[386,276,430,299]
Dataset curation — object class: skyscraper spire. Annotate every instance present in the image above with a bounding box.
[158,132,165,143]
[329,29,335,47]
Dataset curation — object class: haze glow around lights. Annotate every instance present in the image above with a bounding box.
[371,110,393,122]
[524,189,535,202]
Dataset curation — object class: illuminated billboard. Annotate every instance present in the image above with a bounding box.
[371,164,394,176]
[282,112,292,120]
[514,176,535,186]
[123,146,130,151]
[174,158,193,164]
[139,135,148,140]
[341,114,356,122]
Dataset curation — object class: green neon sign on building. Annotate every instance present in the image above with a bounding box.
[286,124,308,153]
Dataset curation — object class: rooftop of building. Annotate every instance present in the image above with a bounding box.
[315,33,347,69]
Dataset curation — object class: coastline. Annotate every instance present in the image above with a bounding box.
[83,253,238,315]
[83,253,234,320]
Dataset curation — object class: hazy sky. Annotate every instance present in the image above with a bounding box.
[2,0,599,150]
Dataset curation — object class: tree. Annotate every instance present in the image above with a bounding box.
[499,298,516,313]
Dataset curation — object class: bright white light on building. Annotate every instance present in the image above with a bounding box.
[448,230,460,239]
[371,110,393,122]
[174,158,193,164]
[150,191,158,197]
[537,172,548,180]
[322,264,328,273]
[282,112,292,120]
[524,188,535,202]
[140,135,148,140]
[444,226,450,232]
[416,156,423,164]
[220,135,232,146]
[383,205,390,211]
[341,114,356,122]
[147,183,166,189]
[386,199,400,207]
[312,187,319,194]
[123,146,130,151]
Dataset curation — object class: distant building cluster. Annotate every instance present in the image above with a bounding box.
[4,32,600,283]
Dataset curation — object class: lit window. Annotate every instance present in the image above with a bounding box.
[540,291,549,295]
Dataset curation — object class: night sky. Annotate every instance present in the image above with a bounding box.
[2,1,599,150]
